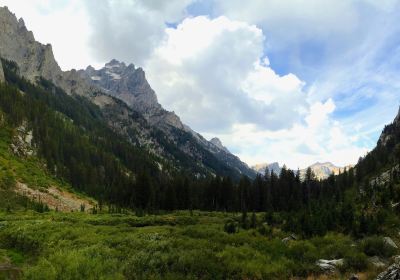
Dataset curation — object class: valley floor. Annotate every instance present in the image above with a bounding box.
[0,211,391,280]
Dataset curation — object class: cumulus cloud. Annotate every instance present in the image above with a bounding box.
[146,16,307,132]
[83,0,193,66]
[204,99,368,169]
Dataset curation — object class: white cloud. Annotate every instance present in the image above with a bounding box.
[146,16,307,132]
[206,99,368,169]
[144,15,371,169]
[83,0,193,66]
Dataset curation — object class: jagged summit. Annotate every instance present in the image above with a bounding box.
[79,59,163,117]
[210,137,229,153]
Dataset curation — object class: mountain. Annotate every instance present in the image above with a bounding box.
[77,59,255,178]
[252,161,352,180]
[0,6,255,180]
[252,162,282,175]
[300,162,352,180]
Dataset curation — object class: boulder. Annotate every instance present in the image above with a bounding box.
[384,237,398,249]
[369,256,387,268]
[316,259,344,273]
[282,234,297,244]
[376,263,400,280]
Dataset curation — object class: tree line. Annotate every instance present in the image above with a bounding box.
[1,58,400,238]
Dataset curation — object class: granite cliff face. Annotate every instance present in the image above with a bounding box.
[0,7,62,82]
[252,162,282,175]
[0,7,95,96]
[0,6,255,179]
[79,60,161,116]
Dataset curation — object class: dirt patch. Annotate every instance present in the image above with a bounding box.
[15,182,95,212]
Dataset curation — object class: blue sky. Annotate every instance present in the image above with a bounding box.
[1,0,399,169]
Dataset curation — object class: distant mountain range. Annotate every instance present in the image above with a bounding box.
[252,162,282,176]
[252,161,353,180]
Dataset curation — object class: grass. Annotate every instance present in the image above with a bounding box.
[0,125,63,191]
[0,210,390,279]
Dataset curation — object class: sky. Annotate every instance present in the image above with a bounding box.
[1,0,400,169]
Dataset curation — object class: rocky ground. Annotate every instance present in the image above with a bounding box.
[15,182,95,212]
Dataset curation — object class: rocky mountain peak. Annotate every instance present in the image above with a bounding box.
[105,59,126,69]
[252,162,282,175]
[85,65,95,72]
[210,137,229,153]
[79,59,162,116]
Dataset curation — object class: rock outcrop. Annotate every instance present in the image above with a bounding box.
[376,263,400,280]
[369,256,387,268]
[316,259,344,273]
[79,60,162,117]
[210,137,230,153]
[0,7,62,83]
[11,122,35,157]
[0,6,96,96]
[384,237,398,249]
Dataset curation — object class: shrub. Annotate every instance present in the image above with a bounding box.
[360,236,397,258]
[258,223,272,236]
[343,251,368,272]
[224,219,239,234]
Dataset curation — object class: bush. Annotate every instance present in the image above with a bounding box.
[224,219,239,234]
[360,236,397,258]
[343,251,368,272]
[258,223,272,236]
